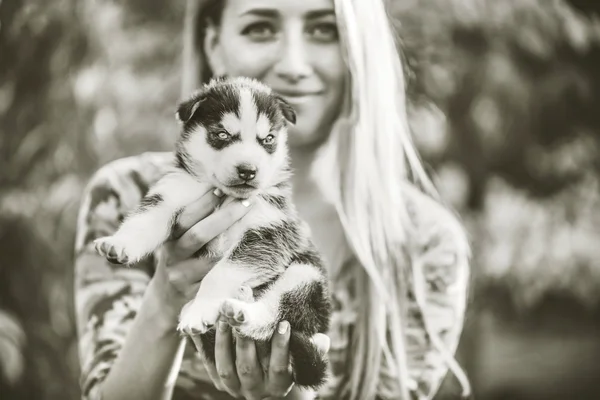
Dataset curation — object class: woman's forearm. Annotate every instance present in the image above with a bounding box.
[99,279,183,400]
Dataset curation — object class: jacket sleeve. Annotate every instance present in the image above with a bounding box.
[403,183,472,400]
[73,156,158,400]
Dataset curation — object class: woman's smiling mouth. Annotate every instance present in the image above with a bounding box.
[274,89,322,105]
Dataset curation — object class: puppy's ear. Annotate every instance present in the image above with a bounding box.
[176,93,207,124]
[275,95,296,125]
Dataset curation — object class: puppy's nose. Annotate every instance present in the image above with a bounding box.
[236,164,257,181]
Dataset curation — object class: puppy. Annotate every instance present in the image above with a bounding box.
[93,76,332,390]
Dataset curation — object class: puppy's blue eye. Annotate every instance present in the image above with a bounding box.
[216,131,230,140]
[263,134,275,145]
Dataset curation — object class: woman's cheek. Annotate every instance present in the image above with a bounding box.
[224,43,278,79]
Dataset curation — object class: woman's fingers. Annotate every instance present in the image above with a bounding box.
[172,188,225,238]
[235,333,265,400]
[266,321,294,397]
[215,319,242,397]
[167,257,216,289]
[202,357,226,392]
[174,198,254,260]
[208,318,296,399]
[187,334,224,391]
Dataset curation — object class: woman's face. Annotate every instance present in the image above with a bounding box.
[204,0,346,148]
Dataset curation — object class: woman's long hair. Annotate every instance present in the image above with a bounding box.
[322,1,462,399]
[181,1,470,399]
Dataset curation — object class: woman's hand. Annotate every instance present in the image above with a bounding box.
[200,292,331,399]
[148,188,253,321]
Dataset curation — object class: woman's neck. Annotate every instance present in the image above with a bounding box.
[287,142,352,279]
[288,145,319,196]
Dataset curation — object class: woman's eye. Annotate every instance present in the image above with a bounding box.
[217,131,230,140]
[308,23,338,42]
[263,134,275,144]
[242,22,276,41]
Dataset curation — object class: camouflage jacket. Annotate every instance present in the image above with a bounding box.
[74,152,470,400]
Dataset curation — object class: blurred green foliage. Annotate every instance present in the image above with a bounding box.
[397,0,600,308]
[1,0,600,398]
[0,0,185,397]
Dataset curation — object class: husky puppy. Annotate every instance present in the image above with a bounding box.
[93,77,332,389]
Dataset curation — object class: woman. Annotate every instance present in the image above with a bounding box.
[73,0,471,399]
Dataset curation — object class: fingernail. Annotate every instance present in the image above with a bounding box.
[241,199,251,208]
[278,321,289,334]
[218,320,228,332]
[213,188,224,197]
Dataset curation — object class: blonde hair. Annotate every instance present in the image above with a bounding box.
[181,0,470,398]
[320,1,470,399]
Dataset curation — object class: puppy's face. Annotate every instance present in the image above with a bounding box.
[176,78,296,198]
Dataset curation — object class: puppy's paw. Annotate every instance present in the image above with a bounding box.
[178,298,223,335]
[220,286,255,327]
[235,285,255,303]
[220,298,249,327]
[94,234,150,265]
[220,299,274,340]
[94,236,131,264]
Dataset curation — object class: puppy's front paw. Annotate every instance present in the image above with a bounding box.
[94,236,131,264]
[178,298,223,335]
[93,235,148,265]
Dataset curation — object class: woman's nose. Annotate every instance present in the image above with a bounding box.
[273,30,312,82]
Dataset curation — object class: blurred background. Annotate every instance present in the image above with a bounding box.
[1,0,600,399]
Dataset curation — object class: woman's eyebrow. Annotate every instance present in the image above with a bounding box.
[304,9,335,19]
[239,8,278,18]
[238,8,335,19]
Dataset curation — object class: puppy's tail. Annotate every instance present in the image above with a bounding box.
[288,330,328,390]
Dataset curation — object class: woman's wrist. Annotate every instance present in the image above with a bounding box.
[144,275,184,336]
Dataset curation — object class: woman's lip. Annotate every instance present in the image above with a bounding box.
[275,90,321,97]
[277,92,320,105]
